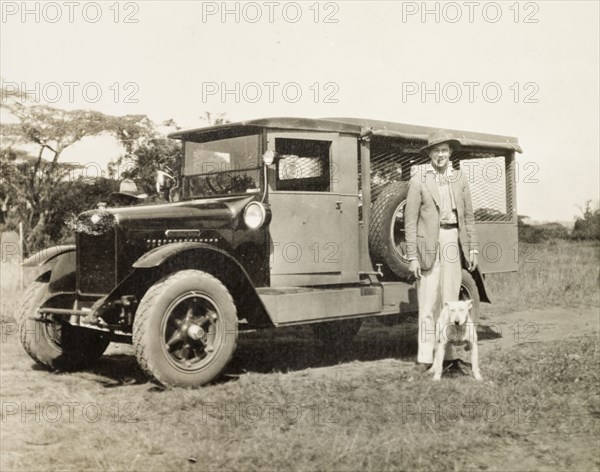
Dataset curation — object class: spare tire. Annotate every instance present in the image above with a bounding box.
[369,181,412,281]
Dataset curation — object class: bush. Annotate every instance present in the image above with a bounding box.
[571,202,600,240]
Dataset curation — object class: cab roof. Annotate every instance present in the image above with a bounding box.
[168,117,522,153]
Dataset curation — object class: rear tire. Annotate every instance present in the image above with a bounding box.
[369,181,412,281]
[18,281,110,371]
[459,270,481,322]
[133,270,238,388]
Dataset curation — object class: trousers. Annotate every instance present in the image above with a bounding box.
[416,227,462,364]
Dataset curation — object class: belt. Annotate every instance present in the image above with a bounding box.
[440,223,458,229]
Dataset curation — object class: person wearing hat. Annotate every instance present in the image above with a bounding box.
[404,130,478,372]
[109,179,148,206]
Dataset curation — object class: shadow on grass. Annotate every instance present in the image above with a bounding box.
[477,323,503,342]
[81,318,504,387]
[87,354,149,387]
[227,321,420,375]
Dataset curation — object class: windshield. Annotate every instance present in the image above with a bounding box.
[182,134,262,198]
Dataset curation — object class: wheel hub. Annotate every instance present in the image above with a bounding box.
[162,294,220,371]
[186,324,205,341]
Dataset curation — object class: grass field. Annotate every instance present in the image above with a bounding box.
[484,240,599,313]
[1,240,599,471]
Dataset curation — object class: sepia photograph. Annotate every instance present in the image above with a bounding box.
[1,1,599,471]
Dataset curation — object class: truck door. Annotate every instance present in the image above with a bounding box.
[266,132,359,287]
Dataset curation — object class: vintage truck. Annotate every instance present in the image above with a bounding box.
[18,117,522,387]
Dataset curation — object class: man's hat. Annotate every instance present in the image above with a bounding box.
[419,130,461,153]
[111,179,147,199]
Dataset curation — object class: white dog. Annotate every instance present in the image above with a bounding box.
[431,300,482,381]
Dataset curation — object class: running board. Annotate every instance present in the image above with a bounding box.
[257,286,383,326]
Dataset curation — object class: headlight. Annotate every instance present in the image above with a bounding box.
[243,202,270,230]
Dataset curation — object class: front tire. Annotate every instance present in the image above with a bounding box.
[18,281,110,371]
[133,270,238,388]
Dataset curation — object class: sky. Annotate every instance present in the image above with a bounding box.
[1,0,598,221]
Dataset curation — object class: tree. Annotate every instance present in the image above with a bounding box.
[111,114,230,200]
[572,201,600,240]
[517,215,544,243]
[1,155,80,247]
[110,136,181,197]
[1,84,154,250]
[200,111,230,126]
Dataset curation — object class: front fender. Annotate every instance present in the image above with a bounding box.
[132,242,227,268]
[22,245,76,267]
[112,243,273,328]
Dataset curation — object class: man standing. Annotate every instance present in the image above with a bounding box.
[404,130,478,370]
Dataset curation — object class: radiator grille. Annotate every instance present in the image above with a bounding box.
[77,229,116,294]
[145,236,224,250]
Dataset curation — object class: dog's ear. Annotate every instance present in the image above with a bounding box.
[467,300,473,309]
[444,302,449,309]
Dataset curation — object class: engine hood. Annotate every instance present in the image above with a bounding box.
[78,195,257,232]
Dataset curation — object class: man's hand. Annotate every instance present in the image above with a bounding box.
[468,252,478,272]
[409,259,421,279]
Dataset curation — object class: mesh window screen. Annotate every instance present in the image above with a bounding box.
[278,156,324,180]
[460,154,511,222]
[275,138,331,192]
[363,139,512,222]
[366,138,422,201]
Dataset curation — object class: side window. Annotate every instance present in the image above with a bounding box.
[274,138,331,192]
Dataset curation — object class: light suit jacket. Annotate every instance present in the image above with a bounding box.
[404,164,477,271]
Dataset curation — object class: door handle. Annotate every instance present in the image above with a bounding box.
[336,201,342,210]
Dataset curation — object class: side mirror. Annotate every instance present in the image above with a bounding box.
[156,170,177,201]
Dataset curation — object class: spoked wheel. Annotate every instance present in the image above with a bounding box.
[18,280,110,371]
[133,270,238,388]
[161,293,222,371]
[390,199,409,262]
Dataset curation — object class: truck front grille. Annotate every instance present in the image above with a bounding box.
[77,228,116,294]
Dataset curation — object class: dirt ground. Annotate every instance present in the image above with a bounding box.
[1,305,598,471]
